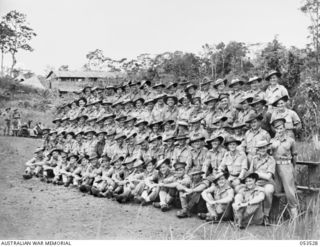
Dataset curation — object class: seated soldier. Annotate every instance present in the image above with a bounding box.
[162,120,175,140]
[203,135,226,179]
[176,167,208,218]
[162,135,176,161]
[79,154,100,193]
[270,95,301,139]
[188,135,208,173]
[172,135,192,166]
[59,153,79,187]
[236,95,255,124]
[115,158,145,203]
[133,159,159,206]
[106,156,126,198]
[71,155,89,187]
[23,147,47,179]
[244,113,271,161]
[248,140,276,226]
[200,172,234,222]
[52,150,68,185]
[153,158,175,212]
[41,148,62,183]
[230,122,246,152]
[91,156,113,197]
[218,136,248,192]
[232,173,265,229]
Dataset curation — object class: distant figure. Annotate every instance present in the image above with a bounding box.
[11,108,21,136]
[2,108,12,136]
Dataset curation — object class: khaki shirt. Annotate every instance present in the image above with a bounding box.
[244,128,271,156]
[270,108,301,130]
[189,147,208,171]
[236,186,265,204]
[206,183,234,202]
[163,106,178,122]
[172,145,192,166]
[219,150,248,178]
[151,104,167,122]
[270,135,296,163]
[81,139,98,156]
[265,84,289,105]
[237,109,255,124]
[202,146,227,175]
[177,106,193,122]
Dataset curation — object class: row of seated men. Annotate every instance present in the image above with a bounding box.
[24,115,298,228]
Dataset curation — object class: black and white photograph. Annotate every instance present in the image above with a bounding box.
[0,0,319,242]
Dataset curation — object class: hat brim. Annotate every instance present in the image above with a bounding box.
[265,72,281,81]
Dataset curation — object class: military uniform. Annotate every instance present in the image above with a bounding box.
[270,108,301,139]
[249,154,276,217]
[202,146,226,178]
[270,134,298,210]
[201,183,234,219]
[265,84,289,106]
[219,150,248,187]
[233,185,265,227]
[243,128,271,158]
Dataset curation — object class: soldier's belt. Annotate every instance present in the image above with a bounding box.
[276,160,291,165]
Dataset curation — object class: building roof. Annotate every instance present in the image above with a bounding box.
[46,70,120,79]
[20,76,46,90]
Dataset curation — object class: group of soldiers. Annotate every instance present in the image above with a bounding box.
[1,107,21,136]
[23,69,302,229]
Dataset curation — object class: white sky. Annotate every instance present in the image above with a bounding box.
[0,0,311,76]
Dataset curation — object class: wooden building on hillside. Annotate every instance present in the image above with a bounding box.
[46,70,124,96]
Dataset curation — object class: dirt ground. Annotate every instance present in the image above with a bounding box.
[0,136,279,240]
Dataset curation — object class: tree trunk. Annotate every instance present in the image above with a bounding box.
[10,52,16,77]
[1,50,4,77]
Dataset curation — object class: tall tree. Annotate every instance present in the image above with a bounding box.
[2,10,36,76]
[301,0,320,76]
[0,21,14,76]
[85,49,105,70]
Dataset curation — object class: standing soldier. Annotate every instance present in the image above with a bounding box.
[3,107,12,136]
[270,118,299,218]
[232,173,265,229]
